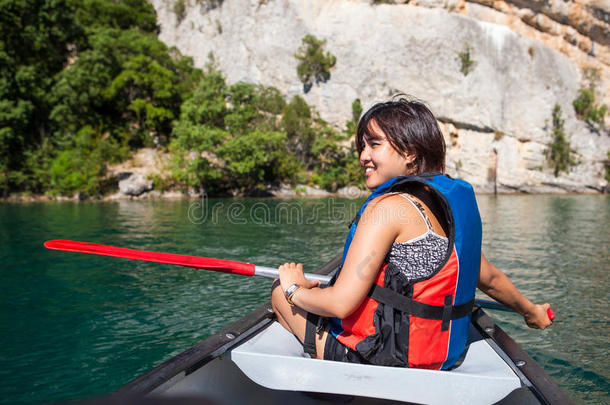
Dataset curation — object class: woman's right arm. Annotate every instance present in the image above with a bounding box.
[283,196,403,318]
[478,253,552,329]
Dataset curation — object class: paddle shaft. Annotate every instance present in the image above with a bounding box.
[254,265,331,284]
[44,239,553,320]
[44,239,331,282]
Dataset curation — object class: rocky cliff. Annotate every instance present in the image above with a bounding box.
[150,0,609,193]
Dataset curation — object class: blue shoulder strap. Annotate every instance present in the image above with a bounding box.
[340,173,446,267]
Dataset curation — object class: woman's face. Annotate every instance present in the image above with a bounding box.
[359,120,414,189]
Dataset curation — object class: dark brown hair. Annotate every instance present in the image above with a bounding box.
[355,96,446,174]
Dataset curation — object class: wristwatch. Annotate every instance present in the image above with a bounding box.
[284,283,301,306]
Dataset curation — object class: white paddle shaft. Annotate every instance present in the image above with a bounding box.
[254,266,332,284]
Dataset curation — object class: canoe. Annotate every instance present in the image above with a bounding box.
[116,255,572,405]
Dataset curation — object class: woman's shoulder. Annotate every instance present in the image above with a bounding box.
[367,192,416,209]
[361,193,421,226]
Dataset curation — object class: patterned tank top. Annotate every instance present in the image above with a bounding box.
[385,193,449,282]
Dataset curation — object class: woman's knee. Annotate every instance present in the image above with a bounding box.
[271,278,281,292]
[270,279,284,311]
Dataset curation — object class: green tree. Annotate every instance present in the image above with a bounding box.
[0,0,364,197]
[295,34,336,92]
[352,98,363,125]
[51,28,197,167]
[169,123,228,193]
[218,130,299,188]
[71,0,158,33]
[572,68,607,130]
[169,63,299,193]
[173,0,186,25]
[281,96,316,164]
[0,0,84,194]
[257,86,286,115]
[310,123,363,191]
[103,51,181,145]
[48,126,124,196]
[546,105,578,177]
[178,59,227,129]
[345,98,363,136]
[168,62,229,193]
[225,82,262,132]
[1,0,201,196]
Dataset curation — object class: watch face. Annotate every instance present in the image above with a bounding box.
[285,283,298,297]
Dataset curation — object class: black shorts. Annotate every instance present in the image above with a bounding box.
[323,332,369,364]
[305,313,369,364]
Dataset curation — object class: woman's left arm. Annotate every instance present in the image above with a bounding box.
[478,253,552,329]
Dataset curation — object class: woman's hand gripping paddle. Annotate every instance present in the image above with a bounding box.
[475,298,555,320]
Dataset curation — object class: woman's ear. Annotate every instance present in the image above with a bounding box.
[404,152,416,165]
[404,152,418,174]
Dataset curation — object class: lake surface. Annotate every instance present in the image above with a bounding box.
[0,195,608,404]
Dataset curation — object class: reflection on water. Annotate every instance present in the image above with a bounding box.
[0,195,608,404]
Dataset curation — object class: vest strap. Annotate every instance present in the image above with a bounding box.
[303,312,320,357]
[368,285,474,331]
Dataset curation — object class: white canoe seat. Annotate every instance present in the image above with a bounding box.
[228,321,523,405]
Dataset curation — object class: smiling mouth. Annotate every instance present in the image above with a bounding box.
[365,167,375,176]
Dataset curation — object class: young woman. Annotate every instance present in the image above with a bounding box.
[271,98,552,370]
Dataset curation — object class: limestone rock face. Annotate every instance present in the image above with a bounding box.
[150,0,609,193]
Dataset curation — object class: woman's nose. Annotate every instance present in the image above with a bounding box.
[360,145,371,164]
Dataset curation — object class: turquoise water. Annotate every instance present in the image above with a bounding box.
[0,195,608,404]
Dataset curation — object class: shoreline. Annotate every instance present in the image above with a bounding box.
[1,187,607,203]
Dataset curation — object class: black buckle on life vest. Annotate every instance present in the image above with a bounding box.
[441,295,453,331]
[368,285,474,331]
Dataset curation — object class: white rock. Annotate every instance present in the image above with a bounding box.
[299,185,332,197]
[270,183,298,197]
[336,185,368,198]
[118,173,153,196]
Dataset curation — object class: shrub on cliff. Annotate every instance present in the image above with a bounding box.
[546,105,578,177]
[173,0,186,24]
[456,44,476,76]
[295,34,336,92]
[573,88,607,130]
[572,67,607,131]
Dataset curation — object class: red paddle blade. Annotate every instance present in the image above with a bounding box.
[44,240,256,276]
